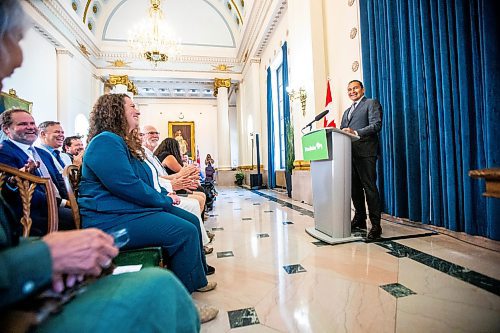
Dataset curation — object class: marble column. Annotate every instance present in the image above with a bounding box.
[214,78,231,171]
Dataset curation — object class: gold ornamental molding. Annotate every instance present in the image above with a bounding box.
[212,64,234,72]
[350,27,358,39]
[107,59,131,68]
[238,165,264,171]
[293,160,311,170]
[352,61,360,72]
[213,78,231,97]
[105,75,138,95]
[230,0,244,25]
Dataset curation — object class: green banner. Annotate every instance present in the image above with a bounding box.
[302,129,329,161]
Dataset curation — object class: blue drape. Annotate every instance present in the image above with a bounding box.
[282,42,293,195]
[359,0,500,240]
[266,67,276,188]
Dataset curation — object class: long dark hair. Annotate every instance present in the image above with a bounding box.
[87,94,144,160]
[154,137,183,165]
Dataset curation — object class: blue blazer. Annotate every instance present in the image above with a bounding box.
[0,140,68,233]
[78,132,174,230]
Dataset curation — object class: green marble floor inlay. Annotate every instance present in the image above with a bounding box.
[377,241,500,296]
[250,189,498,296]
[380,283,416,298]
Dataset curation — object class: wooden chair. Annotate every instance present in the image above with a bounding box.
[469,168,500,198]
[0,163,58,236]
[61,165,164,267]
[62,164,81,229]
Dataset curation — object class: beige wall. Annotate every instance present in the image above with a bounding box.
[2,28,58,124]
[255,0,363,172]
[135,98,219,169]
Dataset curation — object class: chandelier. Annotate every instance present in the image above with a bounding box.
[128,0,181,66]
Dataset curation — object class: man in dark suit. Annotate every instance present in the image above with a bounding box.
[340,80,383,239]
[0,109,74,235]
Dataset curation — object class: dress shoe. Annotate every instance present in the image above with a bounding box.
[206,264,215,275]
[203,246,213,254]
[196,304,219,323]
[196,281,217,292]
[351,217,367,229]
[367,225,382,240]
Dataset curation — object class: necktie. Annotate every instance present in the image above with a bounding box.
[28,146,51,178]
[52,150,65,168]
[28,146,61,198]
[348,102,357,121]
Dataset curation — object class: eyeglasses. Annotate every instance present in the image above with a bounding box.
[145,131,160,135]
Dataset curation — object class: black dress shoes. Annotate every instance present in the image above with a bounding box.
[351,217,367,229]
[367,225,382,240]
[206,264,215,275]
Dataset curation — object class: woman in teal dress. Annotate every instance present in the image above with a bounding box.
[78,93,216,294]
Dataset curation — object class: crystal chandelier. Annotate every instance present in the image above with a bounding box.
[128,0,181,66]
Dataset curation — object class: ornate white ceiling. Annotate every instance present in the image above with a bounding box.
[25,0,287,98]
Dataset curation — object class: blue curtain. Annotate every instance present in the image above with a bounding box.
[282,42,294,196]
[282,42,293,170]
[266,67,276,188]
[359,0,500,240]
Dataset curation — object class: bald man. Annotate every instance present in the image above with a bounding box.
[141,125,210,247]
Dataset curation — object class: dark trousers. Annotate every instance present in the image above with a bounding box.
[29,206,75,236]
[351,155,381,226]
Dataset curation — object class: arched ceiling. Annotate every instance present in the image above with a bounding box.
[101,0,236,48]
[70,0,246,49]
[25,0,287,98]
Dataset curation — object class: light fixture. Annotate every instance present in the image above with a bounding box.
[286,86,307,115]
[128,0,181,67]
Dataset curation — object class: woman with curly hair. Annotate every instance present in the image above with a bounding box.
[78,94,217,300]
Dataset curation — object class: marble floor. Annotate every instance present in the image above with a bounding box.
[193,187,500,333]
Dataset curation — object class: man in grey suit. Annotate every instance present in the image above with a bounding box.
[340,80,383,239]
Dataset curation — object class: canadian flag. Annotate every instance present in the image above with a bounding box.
[323,80,336,128]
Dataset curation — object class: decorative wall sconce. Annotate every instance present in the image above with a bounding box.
[286,86,307,116]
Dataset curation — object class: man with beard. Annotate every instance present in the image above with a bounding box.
[141,125,215,254]
[62,135,84,166]
[0,110,74,235]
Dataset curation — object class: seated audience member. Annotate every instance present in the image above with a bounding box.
[36,121,72,172]
[62,135,84,166]
[77,93,218,321]
[154,138,207,210]
[141,125,211,249]
[0,0,200,331]
[0,110,75,235]
[0,199,200,332]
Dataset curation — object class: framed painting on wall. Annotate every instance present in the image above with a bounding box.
[0,89,33,113]
[168,121,195,158]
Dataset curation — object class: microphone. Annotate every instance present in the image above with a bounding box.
[302,108,330,130]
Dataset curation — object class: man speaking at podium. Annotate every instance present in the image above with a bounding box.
[340,80,383,240]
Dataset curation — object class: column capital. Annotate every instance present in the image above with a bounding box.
[105,75,138,95]
[213,78,231,97]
